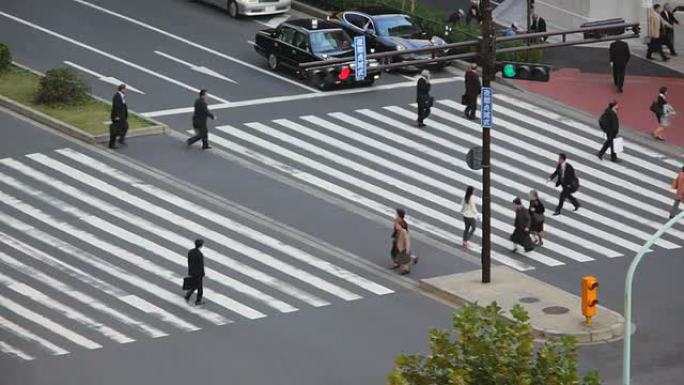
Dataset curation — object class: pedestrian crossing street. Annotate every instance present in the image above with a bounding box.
[199,93,684,272]
[0,148,395,361]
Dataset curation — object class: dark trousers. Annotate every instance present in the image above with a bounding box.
[187,124,209,148]
[664,31,676,54]
[109,120,128,148]
[417,104,430,123]
[463,217,476,242]
[598,136,617,159]
[184,276,203,302]
[612,65,626,90]
[556,187,579,212]
[464,102,477,120]
[647,38,667,59]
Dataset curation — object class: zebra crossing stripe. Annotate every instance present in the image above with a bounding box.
[0,230,168,338]
[0,341,34,361]
[239,121,598,262]
[215,126,564,267]
[0,159,319,312]
[387,106,680,250]
[479,100,675,189]
[185,131,535,271]
[0,269,134,344]
[494,94,675,176]
[0,294,102,350]
[293,116,625,257]
[53,148,394,296]
[0,315,68,356]
[0,211,202,332]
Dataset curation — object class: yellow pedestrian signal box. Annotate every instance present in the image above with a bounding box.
[581,276,599,325]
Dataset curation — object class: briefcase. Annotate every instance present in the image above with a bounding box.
[182,276,196,291]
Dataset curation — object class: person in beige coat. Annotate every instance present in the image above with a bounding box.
[647,4,671,61]
[390,208,418,275]
[670,166,684,219]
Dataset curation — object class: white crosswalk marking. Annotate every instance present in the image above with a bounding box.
[0,315,68,356]
[0,341,34,361]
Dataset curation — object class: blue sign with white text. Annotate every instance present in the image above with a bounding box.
[354,36,367,81]
[480,86,493,128]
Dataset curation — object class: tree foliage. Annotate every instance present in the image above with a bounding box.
[36,67,90,106]
[0,42,11,73]
[388,302,601,385]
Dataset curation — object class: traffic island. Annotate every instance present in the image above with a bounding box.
[0,63,165,144]
[420,266,626,343]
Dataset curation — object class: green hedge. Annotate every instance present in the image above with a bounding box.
[36,67,90,106]
[301,0,543,63]
[0,43,11,73]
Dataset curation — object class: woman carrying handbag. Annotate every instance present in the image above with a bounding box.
[390,208,418,275]
[528,190,546,246]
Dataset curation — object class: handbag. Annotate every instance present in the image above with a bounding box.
[614,136,624,153]
[533,213,544,224]
[182,276,196,291]
[395,250,412,265]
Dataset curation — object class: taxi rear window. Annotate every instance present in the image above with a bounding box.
[309,29,352,54]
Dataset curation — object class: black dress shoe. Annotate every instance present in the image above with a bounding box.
[597,152,603,160]
[552,211,561,216]
[672,52,678,56]
[610,157,620,163]
[573,204,581,211]
[195,300,206,306]
[201,146,212,150]
[108,144,118,149]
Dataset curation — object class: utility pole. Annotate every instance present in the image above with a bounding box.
[480,0,495,283]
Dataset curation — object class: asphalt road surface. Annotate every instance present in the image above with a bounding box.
[1,0,683,384]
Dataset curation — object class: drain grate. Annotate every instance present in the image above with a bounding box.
[519,297,540,304]
[542,306,570,315]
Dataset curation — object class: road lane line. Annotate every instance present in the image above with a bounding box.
[71,0,320,93]
[0,315,68,356]
[0,170,275,317]
[63,61,145,94]
[139,77,461,118]
[386,106,680,250]
[196,131,538,270]
[0,271,134,344]
[54,149,394,296]
[0,230,168,338]
[154,51,238,84]
[294,116,626,257]
[0,294,102,350]
[0,11,229,103]
[0,210,204,332]
[29,153,364,302]
[0,341,34,361]
[1,160,316,312]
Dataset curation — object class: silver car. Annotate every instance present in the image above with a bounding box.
[202,0,291,18]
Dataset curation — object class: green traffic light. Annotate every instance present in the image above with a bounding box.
[502,64,516,78]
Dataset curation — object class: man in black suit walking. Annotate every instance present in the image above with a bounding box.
[598,100,620,162]
[609,39,631,93]
[109,84,128,149]
[463,63,481,120]
[184,239,206,306]
[187,89,215,149]
[548,153,580,216]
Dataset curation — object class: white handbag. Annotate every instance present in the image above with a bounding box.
[614,136,624,153]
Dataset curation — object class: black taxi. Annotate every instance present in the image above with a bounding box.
[254,18,381,90]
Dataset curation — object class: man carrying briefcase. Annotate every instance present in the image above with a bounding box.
[183,239,206,306]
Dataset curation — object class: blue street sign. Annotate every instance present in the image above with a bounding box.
[480,86,493,128]
[354,35,367,81]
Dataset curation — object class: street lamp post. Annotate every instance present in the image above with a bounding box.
[480,0,495,283]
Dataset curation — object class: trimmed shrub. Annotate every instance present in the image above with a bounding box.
[36,68,90,106]
[0,43,11,73]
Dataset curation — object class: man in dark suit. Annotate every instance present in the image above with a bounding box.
[109,84,128,149]
[187,89,215,149]
[609,39,631,93]
[511,197,534,253]
[662,3,679,55]
[548,153,580,216]
[464,63,481,120]
[416,70,431,127]
[598,100,620,162]
[184,239,206,305]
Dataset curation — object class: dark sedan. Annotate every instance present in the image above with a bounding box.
[254,19,382,90]
[334,7,451,69]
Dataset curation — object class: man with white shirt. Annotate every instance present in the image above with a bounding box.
[548,153,580,216]
[109,84,128,149]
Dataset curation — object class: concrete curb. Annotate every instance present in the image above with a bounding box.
[3,62,167,145]
[419,267,626,343]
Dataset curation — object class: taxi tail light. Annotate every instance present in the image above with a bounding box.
[338,66,351,80]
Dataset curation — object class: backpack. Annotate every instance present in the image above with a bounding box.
[650,101,659,114]
[598,111,609,133]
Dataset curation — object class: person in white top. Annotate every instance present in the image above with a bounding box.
[460,186,478,249]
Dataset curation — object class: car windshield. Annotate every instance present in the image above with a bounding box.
[309,29,352,54]
[374,15,419,37]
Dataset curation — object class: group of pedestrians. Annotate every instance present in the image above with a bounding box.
[647,2,679,61]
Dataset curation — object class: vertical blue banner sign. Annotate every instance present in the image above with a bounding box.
[354,35,367,81]
[480,86,493,128]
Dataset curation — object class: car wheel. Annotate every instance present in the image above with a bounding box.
[310,74,330,91]
[227,0,239,18]
[267,53,278,70]
[361,78,375,87]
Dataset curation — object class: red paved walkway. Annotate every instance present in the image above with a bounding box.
[515,68,684,148]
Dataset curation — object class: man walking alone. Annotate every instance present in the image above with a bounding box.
[609,39,630,93]
[463,63,480,120]
[187,89,215,149]
[548,153,580,216]
[598,100,620,162]
[109,84,128,149]
[184,239,206,306]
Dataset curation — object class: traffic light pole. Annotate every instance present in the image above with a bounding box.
[480,0,495,283]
